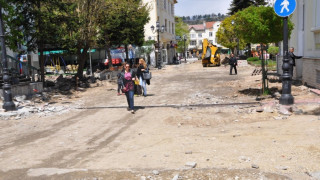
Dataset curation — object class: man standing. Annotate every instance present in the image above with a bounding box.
[128,44,135,68]
[288,47,302,77]
[229,54,237,75]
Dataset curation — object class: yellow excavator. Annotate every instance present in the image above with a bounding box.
[201,38,220,67]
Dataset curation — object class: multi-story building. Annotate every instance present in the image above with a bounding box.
[188,21,221,57]
[143,0,177,65]
[289,0,320,89]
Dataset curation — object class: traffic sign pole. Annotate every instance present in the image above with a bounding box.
[274,0,296,105]
[279,17,294,105]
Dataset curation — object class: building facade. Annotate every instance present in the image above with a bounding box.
[289,0,320,89]
[188,21,221,57]
[143,0,177,65]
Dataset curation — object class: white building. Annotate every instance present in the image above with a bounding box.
[188,21,221,57]
[143,0,177,65]
[289,0,320,89]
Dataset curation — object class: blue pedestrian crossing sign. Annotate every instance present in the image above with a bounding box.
[274,0,296,17]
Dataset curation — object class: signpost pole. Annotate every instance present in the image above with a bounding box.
[279,16,294,105]
[274,0,296,105]
[0,5,16,111]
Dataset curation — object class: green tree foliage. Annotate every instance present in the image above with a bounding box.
[228,0,267,15]
[267,46,279,55]
[216,15,245,53]
[235,6,294,44]
[2,0,71,83]
[175,17,189,53]
[97,0,149,65]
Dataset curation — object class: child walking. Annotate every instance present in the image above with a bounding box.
[117,72,123,96]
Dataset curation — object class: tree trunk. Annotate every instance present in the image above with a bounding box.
[39,46,45,85]
[106,44,113,68]
[37,0,45,86]
[260,43,267,94]
[247,43,251,57]
[125,44,129,63]
[76,47,88,78]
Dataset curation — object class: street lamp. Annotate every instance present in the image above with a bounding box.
[151,21,165,69]
[183,35,187,63]
[0,5,16,111]
[231,20,239,56]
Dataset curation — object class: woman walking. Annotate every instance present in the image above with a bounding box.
[137,58,148,97]
[121,63,136,114]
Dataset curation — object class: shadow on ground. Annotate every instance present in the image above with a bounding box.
[303,107,320,116]
[238,87,279,97]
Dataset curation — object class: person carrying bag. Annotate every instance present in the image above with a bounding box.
[137,58,149,97]
[121,63,136,114]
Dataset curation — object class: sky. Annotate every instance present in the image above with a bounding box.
[175,0,233,17]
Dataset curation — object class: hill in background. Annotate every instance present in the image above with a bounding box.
[180,13,228,25]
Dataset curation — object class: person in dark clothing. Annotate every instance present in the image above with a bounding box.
[121,63,136,114]
[117,72,123,96]
[288,47,302,77]
[229,54,237,75]
[136,58,148,97]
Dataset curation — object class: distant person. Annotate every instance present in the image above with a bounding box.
[121,63,136,114]
[128,45,135,68]
[117,69,124,96]
[288,47,302,77]
[229,54,237,75]
[137,58,148,97]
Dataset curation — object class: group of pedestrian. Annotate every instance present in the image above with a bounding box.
[227,47,301,76]
[117,58,150,114]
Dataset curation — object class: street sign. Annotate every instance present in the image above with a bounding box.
[274,0,296,17]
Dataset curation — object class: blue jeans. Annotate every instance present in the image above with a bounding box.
[139,76,147,96]
[125,90,134,110]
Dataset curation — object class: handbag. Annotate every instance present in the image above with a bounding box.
[121,82,133,93]
[143,71,152,80]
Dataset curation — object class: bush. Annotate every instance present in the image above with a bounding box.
[247,57,259,61]
[268,46,279,55]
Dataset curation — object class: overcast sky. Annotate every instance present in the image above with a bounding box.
[175,0,233,17]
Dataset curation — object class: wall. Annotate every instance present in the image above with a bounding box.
[302,58,320,88]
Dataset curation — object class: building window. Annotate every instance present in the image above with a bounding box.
[198,40,202,45]
[172,22,174,34]
[190,34,196,39]
[165,19,167,31]
[209,32,213,37]
[198,33,202,38]
[316,0,320,27]
[190,40,196,45]
[315,32,320,50]
[171,3,174,15]
[164,0,166,9]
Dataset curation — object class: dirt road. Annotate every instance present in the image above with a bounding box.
[0,60,319,180]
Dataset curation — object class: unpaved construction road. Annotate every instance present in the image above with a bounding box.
[0,60,320,180]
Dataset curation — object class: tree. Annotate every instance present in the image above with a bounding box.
[175,17,189,54]
[2,0,71,83]
[118,0,149,61]
[60,0,104,78]
[235,6,294,93]
[216,15,245,54]
[97,0,149,66]
[228,0,267,15]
